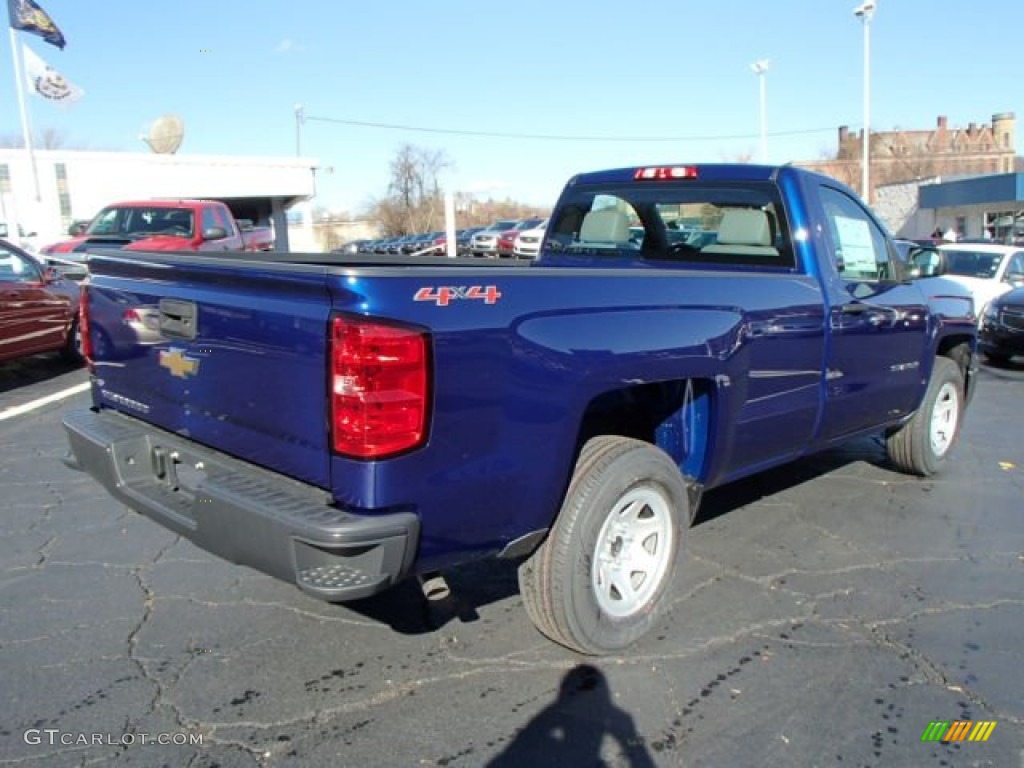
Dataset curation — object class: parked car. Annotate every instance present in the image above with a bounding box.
[934,243,1024,322]
[470,219,521,258]
[373,237,400,254]
[0,238,82,364]
[979,286,1024,363]
[40,200,275,255]
[455,227,484,256]
[407,231,444,255]
[332,240,370,255]
[513,220,548,258]
[497,218,547,257]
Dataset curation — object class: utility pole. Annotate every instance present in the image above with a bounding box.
[750,60,771,163]
[295,104,304,156]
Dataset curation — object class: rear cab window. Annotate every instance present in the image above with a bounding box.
[542,179,796,271]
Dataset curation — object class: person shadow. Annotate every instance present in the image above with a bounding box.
[486,664,658,768]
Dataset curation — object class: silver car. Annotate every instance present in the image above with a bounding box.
[470,219,519,258]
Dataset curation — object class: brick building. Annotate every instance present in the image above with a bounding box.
[800,112,1017,202]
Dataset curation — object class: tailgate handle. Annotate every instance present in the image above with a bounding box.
[159,298,197,340]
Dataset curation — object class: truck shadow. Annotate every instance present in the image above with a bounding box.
[344,555,523,636]
[693,434,888,526]
[345,437,889,637]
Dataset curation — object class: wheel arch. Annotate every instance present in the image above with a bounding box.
[936,334,977,404]
[572,377,716,516]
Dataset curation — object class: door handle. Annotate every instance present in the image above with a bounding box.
[841,302,904,325]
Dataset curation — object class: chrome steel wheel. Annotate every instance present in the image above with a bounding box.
[591,484,675,619]
[929,381,960,458]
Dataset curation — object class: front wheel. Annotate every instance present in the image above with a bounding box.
[886,356,964,476]
[518,436,690,655]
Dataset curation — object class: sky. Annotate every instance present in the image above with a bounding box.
[2,0,1023,215]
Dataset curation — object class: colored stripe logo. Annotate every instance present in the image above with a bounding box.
[921,721,996,742]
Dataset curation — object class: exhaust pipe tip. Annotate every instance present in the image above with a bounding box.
[418,572,451,602]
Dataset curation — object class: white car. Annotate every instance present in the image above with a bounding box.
[513,220,547,259]
[931,243,1024,323]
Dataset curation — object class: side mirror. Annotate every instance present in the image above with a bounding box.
[909,248,945,278]
[201,227,227,241]
[1006,271,1024,286]
[69,222,88,236]
[42,266,61,283]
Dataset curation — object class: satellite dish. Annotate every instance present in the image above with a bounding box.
[143,114,185,154]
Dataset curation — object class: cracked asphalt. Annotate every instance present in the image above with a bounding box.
[1,356,1022,768]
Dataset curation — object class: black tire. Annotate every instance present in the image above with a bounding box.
[60,317,84,363]
[517,436,690,655]
[886,357,964,476]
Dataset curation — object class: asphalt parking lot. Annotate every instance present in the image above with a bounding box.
[1,355,1022,768]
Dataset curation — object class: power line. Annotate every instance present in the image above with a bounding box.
[304,114,842,143]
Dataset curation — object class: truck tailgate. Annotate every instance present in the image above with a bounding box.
[85,252,338,489]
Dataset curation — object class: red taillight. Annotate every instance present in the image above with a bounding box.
[634,166,698,180]
[79,283,94,365]
[330,315,430,459]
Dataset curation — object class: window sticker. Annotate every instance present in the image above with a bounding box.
[833,215,877,275]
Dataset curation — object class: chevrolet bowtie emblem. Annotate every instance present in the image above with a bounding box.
[159,348,200,379]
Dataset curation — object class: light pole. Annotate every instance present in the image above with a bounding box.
[294,104,305,157]
[750,60,770,163]
[854,0,876,201]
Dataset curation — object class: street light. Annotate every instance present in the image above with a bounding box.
[854,0,876,201]
[750,59,770,163]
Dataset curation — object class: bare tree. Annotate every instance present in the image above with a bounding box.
[361,144,553,236]
[0,129,89,149]
[39,128,67,149]
[368,143,452,235]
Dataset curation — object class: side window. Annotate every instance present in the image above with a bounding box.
[201,207,221,237]
[820,186,895,282]
[0,247,41,282]
[214,206,234,235]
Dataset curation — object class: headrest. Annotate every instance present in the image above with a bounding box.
[716,209,772,247]
[580,208,630,243]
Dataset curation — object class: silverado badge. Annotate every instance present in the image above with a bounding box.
[159,348,200,379]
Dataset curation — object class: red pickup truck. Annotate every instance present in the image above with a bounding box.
[39,200,274,258]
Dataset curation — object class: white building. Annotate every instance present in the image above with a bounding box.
[0,149,321,251]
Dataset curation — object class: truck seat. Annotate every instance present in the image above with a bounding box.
[580,208,631,246]
[702,209,779,257]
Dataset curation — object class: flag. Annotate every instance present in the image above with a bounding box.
[7,0,65,49]
[23,44,82,103]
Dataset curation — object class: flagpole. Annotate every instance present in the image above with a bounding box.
[8,28,41,202]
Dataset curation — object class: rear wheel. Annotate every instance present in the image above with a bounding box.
[886,357,964,476]
[518,436,689,655]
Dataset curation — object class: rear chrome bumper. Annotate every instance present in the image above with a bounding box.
[63,408,419,602]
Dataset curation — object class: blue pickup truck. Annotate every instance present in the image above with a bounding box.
[63,164,977,654]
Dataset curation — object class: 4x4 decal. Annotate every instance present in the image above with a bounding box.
[414,286,502,306]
